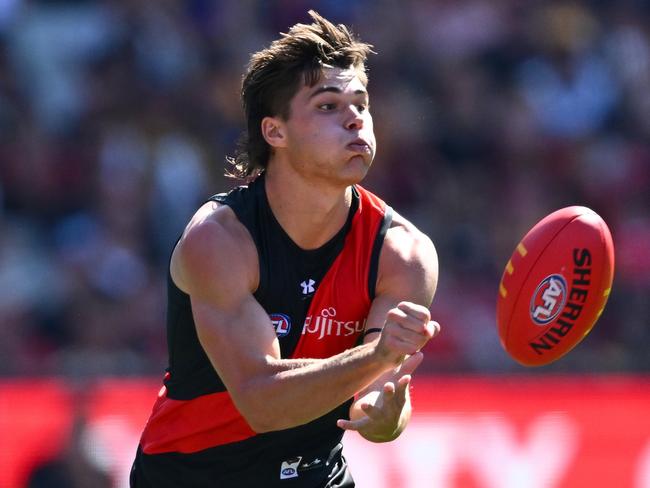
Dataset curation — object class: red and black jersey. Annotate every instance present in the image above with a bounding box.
[132,174,392,487]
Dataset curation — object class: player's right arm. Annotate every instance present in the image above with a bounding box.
[170,203,435,433]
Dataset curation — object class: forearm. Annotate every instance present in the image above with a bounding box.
[239,342,394,432]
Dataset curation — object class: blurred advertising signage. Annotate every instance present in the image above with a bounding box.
[1,376,650,488]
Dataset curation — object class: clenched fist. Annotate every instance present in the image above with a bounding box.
[374,302,440,365]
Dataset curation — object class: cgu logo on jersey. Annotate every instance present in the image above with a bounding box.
[270,313,291,337]
[302,307,366,340]
[530,274,568,325]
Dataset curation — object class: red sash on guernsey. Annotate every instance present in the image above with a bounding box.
[140,185,388,454]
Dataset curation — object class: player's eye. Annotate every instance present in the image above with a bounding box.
[318,103,336,111]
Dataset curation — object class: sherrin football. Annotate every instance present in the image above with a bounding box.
[497,206,615,367]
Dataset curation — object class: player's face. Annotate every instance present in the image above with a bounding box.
[281,66,376,185]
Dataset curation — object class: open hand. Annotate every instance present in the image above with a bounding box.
[336,352,424,441]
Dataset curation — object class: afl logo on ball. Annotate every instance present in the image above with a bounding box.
[270,313,291,337]
[530,274,568,326]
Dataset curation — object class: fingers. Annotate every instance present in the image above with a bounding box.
[386,307,429,334]
[381,311,440,357]
[383,334,423,357]
[378,376,410,413]
[396,375,411,399]
[386,303,439,341]
[375,377,411,414]
[428,320,441,338]
[395,303,441,341]
[337,401,381,431]
[397,302,430,322]
[373,301,442,365]
[397,352,424,375]
[338,376,412,432]
[337,416,371,432]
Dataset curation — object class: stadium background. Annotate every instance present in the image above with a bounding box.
[0,0,648,486]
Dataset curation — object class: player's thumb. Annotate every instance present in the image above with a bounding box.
[398,352,424,375]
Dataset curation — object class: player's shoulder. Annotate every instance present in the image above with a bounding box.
[183,200,249,248]
[383,210,437,268]
[171,201,258,295]
[376,210,439,303]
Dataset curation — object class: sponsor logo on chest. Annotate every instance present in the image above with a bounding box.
[302,307,366,340]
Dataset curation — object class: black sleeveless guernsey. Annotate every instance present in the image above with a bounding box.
[132,175,393,487]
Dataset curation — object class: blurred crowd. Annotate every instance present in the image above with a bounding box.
[0,0,649,378]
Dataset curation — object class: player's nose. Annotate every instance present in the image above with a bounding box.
[344,106,364,130]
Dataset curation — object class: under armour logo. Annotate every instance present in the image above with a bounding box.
[300,279,315,295]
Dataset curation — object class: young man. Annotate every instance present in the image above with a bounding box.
[131,10,440,488]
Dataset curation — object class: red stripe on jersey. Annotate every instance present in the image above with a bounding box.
[291,185,386,359]
[140,386,256,454]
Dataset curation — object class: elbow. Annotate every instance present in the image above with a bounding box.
[242,408,278,434]
[241,400,301,433]
[229,393,273,433]
[233,383,292,433]
[241,408,295,434]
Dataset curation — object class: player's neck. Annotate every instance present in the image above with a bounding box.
[264,165,352,250]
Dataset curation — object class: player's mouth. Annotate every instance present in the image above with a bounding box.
[346,138,371,153]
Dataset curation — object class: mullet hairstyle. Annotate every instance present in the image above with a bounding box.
[226,10,373,179]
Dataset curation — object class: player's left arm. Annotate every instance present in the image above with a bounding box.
[337,212,439,442]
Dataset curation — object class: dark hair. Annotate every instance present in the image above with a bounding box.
[226,10,373,179]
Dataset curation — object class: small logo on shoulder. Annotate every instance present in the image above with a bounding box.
[270,313,291,337]
[530,274,567,325]
[280,456,302,480]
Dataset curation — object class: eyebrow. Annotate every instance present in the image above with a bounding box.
[308,86,368,99]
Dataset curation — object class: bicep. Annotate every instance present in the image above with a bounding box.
[174,215,280,400]
[192,291,281,393]
[375,221,439,312]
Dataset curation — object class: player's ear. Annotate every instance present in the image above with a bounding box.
[261,116,287,148]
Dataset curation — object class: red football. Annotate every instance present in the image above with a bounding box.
[497,206,615,366]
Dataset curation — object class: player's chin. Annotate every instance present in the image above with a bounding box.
[348,152,374,172]
[340,156,372,184]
